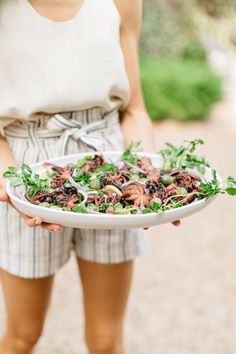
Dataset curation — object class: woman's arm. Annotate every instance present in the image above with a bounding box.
[115,0,155,152]
[0,136,17,188]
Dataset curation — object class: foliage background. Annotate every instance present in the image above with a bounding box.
[139,0,236,121]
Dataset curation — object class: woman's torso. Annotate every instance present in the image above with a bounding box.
[0,0,130,127]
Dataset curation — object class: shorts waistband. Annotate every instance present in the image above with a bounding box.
[5,107,120,154]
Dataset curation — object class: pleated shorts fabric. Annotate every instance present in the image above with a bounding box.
[0,108,147,278]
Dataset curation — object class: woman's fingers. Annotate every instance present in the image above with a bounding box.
[0,188,17,209]
[0,187,62,231]
[22,214,62,231]
[41,223,62,232]
[20,215,43,228]
[172,220,181,227]
[21,214,62,232]
[0,189,10,203]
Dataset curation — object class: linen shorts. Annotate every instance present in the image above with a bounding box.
[0,108,147,278]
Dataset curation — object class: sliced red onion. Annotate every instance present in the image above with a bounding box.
[169,170,180,176]
[43,162,62,169]
[111,194,119,204]
[14,188,29,203]
[68,175,99,206]
[117,161,125,169]
[68,175,88,204]
[123,161,147,175]
[43,161,75,173]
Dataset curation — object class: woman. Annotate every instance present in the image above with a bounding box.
[0,1,178,353]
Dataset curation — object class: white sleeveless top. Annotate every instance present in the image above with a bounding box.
[0,0,130,130]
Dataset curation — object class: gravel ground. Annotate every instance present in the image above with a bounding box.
[0,102,236,354]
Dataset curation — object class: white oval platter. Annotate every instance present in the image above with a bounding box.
[6,152,219,229]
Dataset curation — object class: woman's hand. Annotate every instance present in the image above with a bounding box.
[172,220,181,227]
[0,136,61,231]
[0,185,62,232]
[144,220,181,230]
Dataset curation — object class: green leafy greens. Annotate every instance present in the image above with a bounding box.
[121,141,142,164]
[160,139,209,174]
[226,176,236,196]
[3,164,50,198]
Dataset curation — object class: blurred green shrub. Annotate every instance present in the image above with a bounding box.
[180,40,207,62]
[141,57,222,122]
[140,1,223,122]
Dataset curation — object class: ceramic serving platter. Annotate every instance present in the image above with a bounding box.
[6,152,219,229]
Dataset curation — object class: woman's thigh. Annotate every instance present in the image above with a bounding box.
[0,269,53,338]
[77,258,133,352]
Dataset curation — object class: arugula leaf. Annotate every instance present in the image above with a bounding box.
[95,163,117,173]
[4,164,50,197]
[160,139,209,172]
[227,176,236,186]
[141,208,153,214]
[225,176,236,195]
[98,202,112,212]
[121,141,142,165]
[73,205,88,213]
[3,166,18,178]
[225,188,236,196]
[86,203,99,212]
[76,156,93,168]
[75,171,92,188]
[188,139,204,153]
[199,170,221,198]
[166,199,184,209]
[21,164,32,175]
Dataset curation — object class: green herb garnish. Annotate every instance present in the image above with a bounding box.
[160,139,209,173]
[225,176,236,196]
[3,164,50,197]
[74,171,92,188]
[121,141,142,165]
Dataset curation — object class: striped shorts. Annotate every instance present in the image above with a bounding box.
[0,108,146,279]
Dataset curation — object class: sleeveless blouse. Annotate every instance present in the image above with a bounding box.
[0,0,130,130]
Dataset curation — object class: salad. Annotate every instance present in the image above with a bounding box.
[3,140,236,215]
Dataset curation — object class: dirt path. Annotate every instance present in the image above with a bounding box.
[0,102,236,354]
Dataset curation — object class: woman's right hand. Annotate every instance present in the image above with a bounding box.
[0,185,62,232]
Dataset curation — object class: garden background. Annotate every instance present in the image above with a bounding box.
[1,1,236,353]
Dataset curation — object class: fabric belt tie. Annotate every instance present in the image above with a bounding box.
[5,108,119,156]
[47,108,119,155]
[47,114,106,155]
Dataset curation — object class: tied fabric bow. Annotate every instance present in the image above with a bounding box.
[46,110,117,155]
